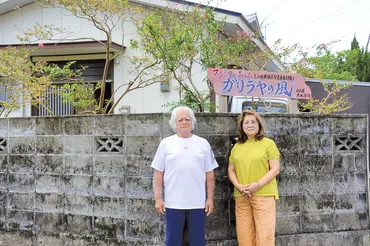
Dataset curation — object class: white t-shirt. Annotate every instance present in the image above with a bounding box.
[151,134,218,209]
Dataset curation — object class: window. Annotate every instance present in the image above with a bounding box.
[32,59,114,116]
[0,82,14,108]
[242,100,287,114]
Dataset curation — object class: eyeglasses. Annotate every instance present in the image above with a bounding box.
[177,118,191,123]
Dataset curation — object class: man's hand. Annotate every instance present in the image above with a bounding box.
[155,198,165,215]
[205,198,214,217]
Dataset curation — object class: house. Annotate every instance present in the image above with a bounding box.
[0,0,284,117]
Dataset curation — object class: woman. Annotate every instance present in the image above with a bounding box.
[228,110,280,246]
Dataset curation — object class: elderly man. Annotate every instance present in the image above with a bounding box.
[151,106,218,246]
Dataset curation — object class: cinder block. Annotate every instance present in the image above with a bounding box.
[8,192,34,210]
[274,135,300,155]
[0,231,34,246]
[35,155,63,174]
[64,117,94,135]
[9,155,35,173]
[356,173,367,193]
[33,233,64,246]
[214,178,231,200]
[206,219,229,240]
[65,155,93,174]
[356,193,367,213]
[125,156,152,177]
[125,177,152,199]
[9,137,35,154]
[126,198,157,220]
[214,157,228,178]
[34,212,65,233]
[35,193,64,213]
[211,199,230,221]
[126,136,160,158]
[0,118,8,137]
[7,210,34,230]
[36,136,64,154]
[192,115,229,135]
[300,135,332,155]
[198,135,230,158]
[301,194,334,214]
[277,195,301,215]
[93,175,125,197]
[8,173,34,193]
[94,115,125,136]
[126,114,161,136]
[9,118,35,136]
[94,196,125,218]
[63,214,93,236]
[64,194,93,216]
[299,117,332,135]
[93,216,125,241]
[300,154,332,175]
[36,117,63,135]
[335,213,361,230]
[301,174,334,195]
[334,153,355,174]
[35,174,63,194]
[95,156,125,175]
[0,173,6,191]
[355,154,367,173]
[63,175,93,196]
[277,174,302,196]
[0,155,7,172]
[334,174,356,194]
[64,136,93,155]
[333,117,367,134]
[301,213,334,233]
[276,214,301,234]
[275,117,299,135]
[126,218,163,242]
[279,153,300,176]
[335,194,356,212]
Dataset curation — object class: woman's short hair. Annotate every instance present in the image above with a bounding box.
[169,106,197,132]
[237,110,265,143]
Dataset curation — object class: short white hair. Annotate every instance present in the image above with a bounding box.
[169,106,197,132]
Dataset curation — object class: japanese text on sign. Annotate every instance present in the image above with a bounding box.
[208,68,312,99]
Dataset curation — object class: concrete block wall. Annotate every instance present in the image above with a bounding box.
[0,114,368,245]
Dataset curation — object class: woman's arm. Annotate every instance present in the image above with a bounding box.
[228,163,245,195]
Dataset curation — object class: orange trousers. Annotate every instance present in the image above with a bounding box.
[235,196,276,246]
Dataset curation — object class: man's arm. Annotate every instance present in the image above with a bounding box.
[205,170,215,216]
[153,170,165,215]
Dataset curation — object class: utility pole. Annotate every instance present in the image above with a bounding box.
[366,33,370,51]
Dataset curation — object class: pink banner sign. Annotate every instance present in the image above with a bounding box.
[208,68,312,99]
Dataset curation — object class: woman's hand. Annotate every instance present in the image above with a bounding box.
[237,184,251,198]
[245,182,260,197]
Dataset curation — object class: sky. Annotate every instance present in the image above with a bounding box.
[209,0,370,52]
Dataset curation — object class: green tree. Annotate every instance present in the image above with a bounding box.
[273,40,353,114]
[133,4,274,112]
[351,35,360,50]
[0,46,80,117]
[345,35,370,82]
